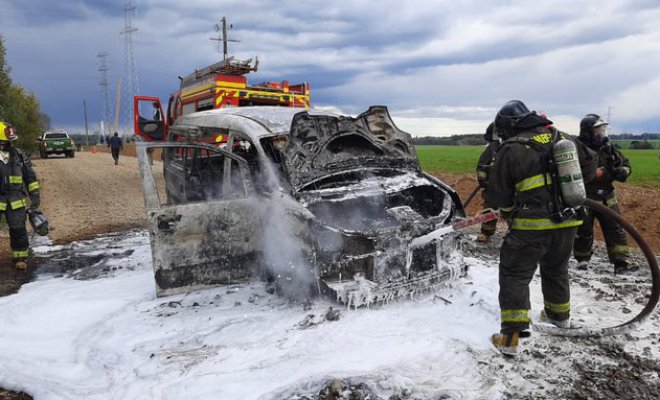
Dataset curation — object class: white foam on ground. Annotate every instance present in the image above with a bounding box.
[0,231,657,399]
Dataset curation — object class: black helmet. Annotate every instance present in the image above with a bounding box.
[579,114,608,135]
[494,100,531,139]
[579,114,608,146]
[483,122,495,142]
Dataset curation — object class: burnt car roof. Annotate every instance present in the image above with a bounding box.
[175,106,337,140]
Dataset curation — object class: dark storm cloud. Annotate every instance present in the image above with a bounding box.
[0,0,659,135]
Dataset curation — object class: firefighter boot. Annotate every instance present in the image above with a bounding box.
[491,332,519,357]
[576,260,589,270]
[614,261,639,275]
[477,234,491,243]
[539,310,570,329]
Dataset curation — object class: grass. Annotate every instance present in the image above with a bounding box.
[416,145,660,189]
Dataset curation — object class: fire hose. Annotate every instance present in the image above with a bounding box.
[458,185,657,336]
[462,185,482,209]
[533,197,660,337]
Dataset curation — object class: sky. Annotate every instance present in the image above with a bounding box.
[1,0,660,136]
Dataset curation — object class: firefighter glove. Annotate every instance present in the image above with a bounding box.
[613,167,629,182]
[29,195,40,210]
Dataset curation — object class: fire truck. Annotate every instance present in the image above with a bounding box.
[134,56,310,143]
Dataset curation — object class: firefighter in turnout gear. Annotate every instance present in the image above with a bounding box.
[485,101,597,356]
[0,121,41,270]
[573,114,635,274]
[475,122,501,242]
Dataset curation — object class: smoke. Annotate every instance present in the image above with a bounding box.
[258,158,318,301]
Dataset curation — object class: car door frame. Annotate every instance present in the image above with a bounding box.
[136,141,262,297]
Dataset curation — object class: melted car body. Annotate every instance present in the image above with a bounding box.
[136,106,466,304]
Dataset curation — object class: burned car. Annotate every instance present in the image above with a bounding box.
[136,106,467,305]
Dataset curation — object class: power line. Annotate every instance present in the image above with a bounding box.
[211,17,239,61]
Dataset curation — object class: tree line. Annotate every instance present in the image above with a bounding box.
[413,134,485,146]
[0,35,50,154]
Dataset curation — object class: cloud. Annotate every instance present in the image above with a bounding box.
[1,0,659,134]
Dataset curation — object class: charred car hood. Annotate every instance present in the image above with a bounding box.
[282,106,420,191]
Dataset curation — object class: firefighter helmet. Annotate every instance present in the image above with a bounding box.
[483,122,495,142]
[579,114,608,146]
[494,100,531,139]
[579,114,608,135]
[0,121,18,142]
[28,210,49,236]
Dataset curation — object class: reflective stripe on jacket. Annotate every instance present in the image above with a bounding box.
[0,148,40,210]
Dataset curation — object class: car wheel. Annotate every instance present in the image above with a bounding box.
[42,152,48,159]
[70,151,75,158]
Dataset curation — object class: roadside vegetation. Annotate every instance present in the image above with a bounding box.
[0,35,49,155]
[417,145,660,189]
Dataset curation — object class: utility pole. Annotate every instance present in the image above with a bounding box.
[83,99,89,146]
[97,51,111,137]
[211,17,239,61]
[606,106,614,134]
[121,1,139,135]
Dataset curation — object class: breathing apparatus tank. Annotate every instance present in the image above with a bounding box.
[552,138,586,207]
[28,210,49,236]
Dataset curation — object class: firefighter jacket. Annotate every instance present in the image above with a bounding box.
[0,147,40,212]
[580,140,631,200]
[476,140,501,188]
[486,127,597,231]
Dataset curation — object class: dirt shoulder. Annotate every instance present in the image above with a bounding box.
[0,150,147,295]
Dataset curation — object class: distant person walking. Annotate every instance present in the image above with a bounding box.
[108,132,123,165]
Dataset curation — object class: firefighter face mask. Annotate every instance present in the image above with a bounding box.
[592,125,607,146]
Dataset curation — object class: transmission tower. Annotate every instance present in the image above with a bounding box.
[97,52,112,136]
[120,1,139,135]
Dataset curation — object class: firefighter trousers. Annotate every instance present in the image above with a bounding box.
[498,227,577,333]
[1,206,29,261]
[573,196,628,265]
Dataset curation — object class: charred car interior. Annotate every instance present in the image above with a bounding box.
[136,106,467,305]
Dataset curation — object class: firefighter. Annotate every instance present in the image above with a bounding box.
[573,114,636,274]
[485,101,597,356]
[0,121,41,270]
[475,122,501,242]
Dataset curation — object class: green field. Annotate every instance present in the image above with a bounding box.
[417,145,660,189]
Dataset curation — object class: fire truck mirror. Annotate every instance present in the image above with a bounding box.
[138,100,162,122]
[136,98,165,141]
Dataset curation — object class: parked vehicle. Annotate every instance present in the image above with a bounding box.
[39,130,75,158]
[135,106,467,305]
